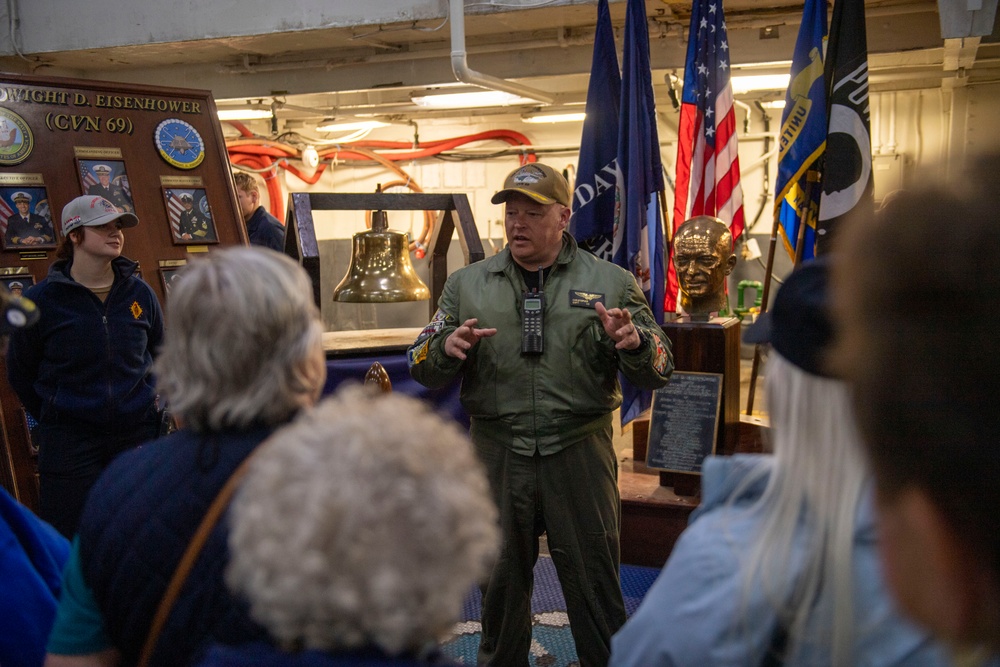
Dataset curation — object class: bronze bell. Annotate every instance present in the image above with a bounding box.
[332,208,430,303]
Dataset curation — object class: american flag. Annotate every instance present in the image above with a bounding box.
[81,165,98,191]
[668,0,746,313]
[164,189,186,238]
[0,197,12,236]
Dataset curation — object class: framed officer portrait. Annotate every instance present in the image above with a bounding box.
[0,274,34,295]
[161,187,218,245]
[159,264,186,296]
[0,186,56,251]
[77,159,135,213]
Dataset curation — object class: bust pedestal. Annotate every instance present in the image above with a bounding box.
[649,316,740,495]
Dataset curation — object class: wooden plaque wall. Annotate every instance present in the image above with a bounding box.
[0,72,245,506]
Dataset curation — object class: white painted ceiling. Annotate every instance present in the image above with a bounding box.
[0,0,996,126]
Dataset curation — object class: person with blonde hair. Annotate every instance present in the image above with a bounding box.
[233,170,285,251]
[44,247,327,667]
[196,384,498,666]
[610,259,948,666]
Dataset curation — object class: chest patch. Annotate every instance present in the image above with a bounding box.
[130,301,143,319]
[569,290,605,308]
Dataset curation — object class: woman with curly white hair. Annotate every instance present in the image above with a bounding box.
[45,247,328,667]
[609,258,949,667]
[196,384,499,667]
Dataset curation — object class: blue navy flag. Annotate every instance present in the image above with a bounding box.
[614,0,667,425]
[817,0,874,254]
[775,0,828,262]
[569,0,621,260]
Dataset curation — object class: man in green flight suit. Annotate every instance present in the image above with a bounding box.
[408,163,673,667]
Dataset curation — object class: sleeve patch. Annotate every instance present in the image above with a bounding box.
[651,332,670,375]
[407,339,430,367]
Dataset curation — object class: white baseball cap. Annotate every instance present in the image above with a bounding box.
[61,195,138,235]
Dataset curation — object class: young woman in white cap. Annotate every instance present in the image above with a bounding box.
[6,194,163,537]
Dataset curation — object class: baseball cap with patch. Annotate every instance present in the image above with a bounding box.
[491,163,571,207]
[61,195,139,235]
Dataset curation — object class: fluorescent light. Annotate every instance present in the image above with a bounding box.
[316,119,390,133]
[411,90,534,109]
[523,112,587,124]
[682,72,791,96]
[730,74,791,94]
[217,109,273,121]
[760,100,787,110]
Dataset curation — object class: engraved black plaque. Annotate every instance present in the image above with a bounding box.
[645,371,723,474]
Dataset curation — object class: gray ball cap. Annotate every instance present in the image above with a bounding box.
[61,195,139,235]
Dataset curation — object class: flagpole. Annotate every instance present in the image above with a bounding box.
[793,170,821,267]
[744,208,781,415]
[658,188,671,245]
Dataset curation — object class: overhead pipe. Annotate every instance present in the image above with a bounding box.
[449,0,555,104]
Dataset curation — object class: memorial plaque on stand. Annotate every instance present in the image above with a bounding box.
[645,371,723,476]
[659,316,741,495]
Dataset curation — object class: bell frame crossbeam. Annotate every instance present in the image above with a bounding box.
[284,192,484,317]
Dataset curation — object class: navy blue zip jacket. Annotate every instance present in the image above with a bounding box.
[6,256,163,430]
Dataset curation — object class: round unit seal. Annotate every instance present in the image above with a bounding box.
[0,107,33,166]
[154,118,205,170]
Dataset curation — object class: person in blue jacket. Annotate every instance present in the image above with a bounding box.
[233,171,285,251]
[6,195,163,538]
[44,247,328,667]
[0,285,70,667]
[609,259,951,667]
[196,385,497,667]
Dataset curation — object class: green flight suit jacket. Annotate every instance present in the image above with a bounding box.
[408,233,673,455]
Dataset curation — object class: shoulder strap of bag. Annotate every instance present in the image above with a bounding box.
[137,451,258,667]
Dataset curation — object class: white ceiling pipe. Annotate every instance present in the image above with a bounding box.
[449,0,555,104]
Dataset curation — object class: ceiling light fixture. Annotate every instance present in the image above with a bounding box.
[730,74,791,95]
[316,119,390,133]
[217,109,274,121]
[410,90,535,109]
[522,111,587,124]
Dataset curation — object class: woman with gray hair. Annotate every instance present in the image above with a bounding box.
[44,247,328,667]
[196,384,499,667]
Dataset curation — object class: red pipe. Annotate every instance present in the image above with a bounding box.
[226,128,537,222]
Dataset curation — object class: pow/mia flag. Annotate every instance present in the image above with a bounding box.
[816,0,875,256]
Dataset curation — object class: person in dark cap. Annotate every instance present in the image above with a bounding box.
[5,190,54,247]
[408,162,673,667]
[177,191,216,242]
[86,164,132,213]
[610,259,948,666]
[6,195,162,537]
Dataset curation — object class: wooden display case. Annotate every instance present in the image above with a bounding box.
[0,72,246,506]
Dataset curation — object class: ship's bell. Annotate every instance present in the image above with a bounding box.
[332,208,430,302]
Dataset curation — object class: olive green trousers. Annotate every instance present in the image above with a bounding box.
[475,426,626,667]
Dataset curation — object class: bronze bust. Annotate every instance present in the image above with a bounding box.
[673,216,737,317]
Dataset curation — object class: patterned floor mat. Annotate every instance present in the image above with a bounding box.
[439,556,660,666]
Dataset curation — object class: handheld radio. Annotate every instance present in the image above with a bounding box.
[521,266,545,355]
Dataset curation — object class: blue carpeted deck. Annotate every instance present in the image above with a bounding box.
[440,556,661,666]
